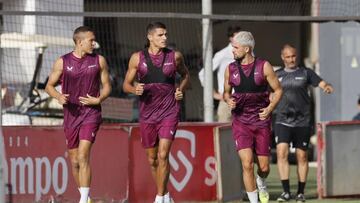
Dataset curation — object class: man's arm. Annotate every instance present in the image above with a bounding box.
[98,55,112,102]
[78,55,112,106]
[175,51,190,93]
[307,68,334,94]
[223,65,236,109]
[122,52,144,96]
[318,80,334,94]
[259,61,283,120]
[45,58,69,105]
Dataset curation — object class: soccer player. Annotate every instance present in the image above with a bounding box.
[45,26,111,203]
[224,31,283,203]
[275,44,333,202]
[123,22,190,203]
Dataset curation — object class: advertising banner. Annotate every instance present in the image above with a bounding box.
[129,123,219,202]
[3,125,129,202]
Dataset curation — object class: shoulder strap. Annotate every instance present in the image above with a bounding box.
[143,48,168,68]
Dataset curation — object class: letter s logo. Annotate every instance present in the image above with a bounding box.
[169,130,195,192]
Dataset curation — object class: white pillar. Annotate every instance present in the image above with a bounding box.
[202,0,214,122]
[311,0,321,125]
[0,56,5,203]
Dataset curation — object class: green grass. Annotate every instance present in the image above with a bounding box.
[187,163,359,203]
[265,164,359,203]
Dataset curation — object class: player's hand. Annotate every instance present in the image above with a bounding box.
[135,83,145,95]
[213,91,223,101]
[259,106,272,120]
[79,94,101,106]
[226,98,236,110]
[323,85,334,94]
[57,94,69,105]
[175,88,183,100]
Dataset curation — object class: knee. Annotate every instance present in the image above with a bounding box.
[258,164,270,174]
[157,150,169,163]
[242,161,254,172]
[70,158,79,169]
[277,151,288,161]
[77,153,89,165]
[147,155,158,167]
[297,153,308,163]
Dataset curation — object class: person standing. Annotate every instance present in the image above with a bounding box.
[224,31,283,203]
[275,44,333,203]
[198,26,242,122]
[45,26,111,203]
[123,22,190,203]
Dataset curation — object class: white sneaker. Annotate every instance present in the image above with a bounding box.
[164,192,174,203]
[164,197,174,203]
[256,175,269,203]
[154,195,164,203]
[259,190,269,203]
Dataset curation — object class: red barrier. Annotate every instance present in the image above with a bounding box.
[3,125,129,202]
[316,123,324,199]
[4,123,225,202]
[129,123,219,202]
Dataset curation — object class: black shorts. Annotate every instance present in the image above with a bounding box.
[274,124,311,150]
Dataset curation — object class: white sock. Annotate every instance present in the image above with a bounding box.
[78,188,91,200]
[79,187,90,203]
[164,192,171,202]
[256,175,267,191]
[247,190,258,203]
[155,195,164,203]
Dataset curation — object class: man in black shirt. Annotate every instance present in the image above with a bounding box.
[274,44,333,202]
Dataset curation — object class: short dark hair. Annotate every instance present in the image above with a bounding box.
[227,26,242,38]
[144,22,167,47]
[146,22,166,34]
[73,26,95,44]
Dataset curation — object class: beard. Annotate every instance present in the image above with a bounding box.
[235,55,245,64]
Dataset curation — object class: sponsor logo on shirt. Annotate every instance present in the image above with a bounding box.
[254,72,259,75]
[66,66,73,71]
[143,62,147,67]
[233,73,239,78]
[164,62,173,66]
[295,77,305,80]
[88,64,96,68]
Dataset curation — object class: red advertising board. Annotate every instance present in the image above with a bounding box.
[3,125,129,203]
[3,123,224,202]
[129,123,220,202]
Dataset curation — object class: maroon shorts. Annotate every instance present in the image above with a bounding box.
[64,122,100,149]
[232,121,271,156]
[140,120,178,148]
